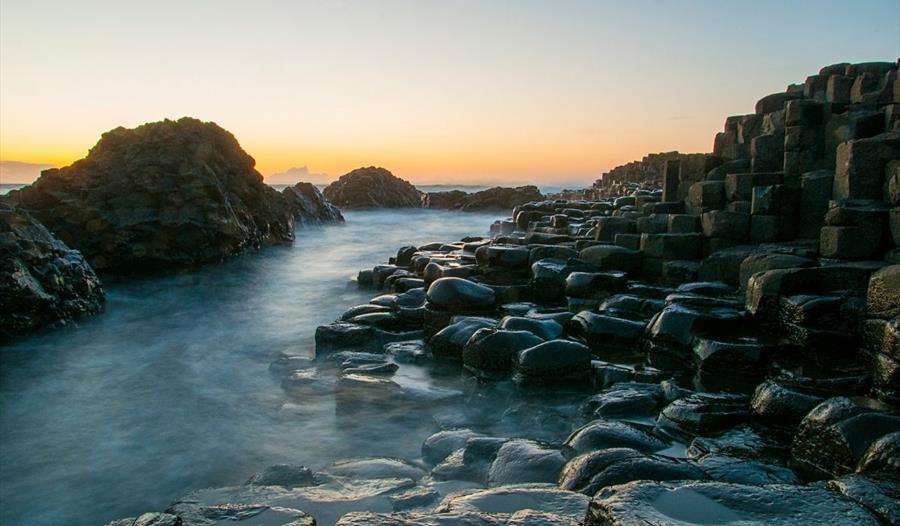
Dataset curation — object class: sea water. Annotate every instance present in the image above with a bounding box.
[1,210,539,525]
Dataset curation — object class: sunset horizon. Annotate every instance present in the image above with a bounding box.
[3,3,900,526]
[2,1,897,186]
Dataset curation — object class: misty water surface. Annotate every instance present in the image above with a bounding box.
[0,209,515,526]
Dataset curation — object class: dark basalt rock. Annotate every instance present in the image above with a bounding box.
[585,480,882,525]
[497,316,563,340]
[429,317,496,360]
[513,339,592,382]
[826,474,900,525]
[564,271,628,299]
[790,397,900,480]
[422,429,483,466]
[436,484,589,519]
[559,448,707,496]
[567,312,645,360]
[657,392,750,436]
[694,454,799,485]
[427,277,497,311]
[281,182,345,224]
[580,382,665,419]
[644,304,746,371]
[486,439,567,485]
[323,166,421,208]
[530,258,596,303]
[432,436,507,483]
[749,380,826,431]
[6,117,300,272]
[564,420,668,455]
[462,328,544,377]
[0,203,105,342]
[425,185,544,212]
[856,432,900,481]
[686,425,789,461]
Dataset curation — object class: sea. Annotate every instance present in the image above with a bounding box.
[0,206,622,526]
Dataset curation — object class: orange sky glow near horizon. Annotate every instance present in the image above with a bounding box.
[1,1,898,186]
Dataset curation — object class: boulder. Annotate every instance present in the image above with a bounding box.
[790,397,900,479]
[430,317,497,360]
[281,182,345,224]
[657,392,750,436]
[0,204,105,342]
[564,420,668,455]
[462,328,544,377]
[579,245,641,273]
[422,429,483,465]
[513,339,592,382]
[567,312,645,359]
[6,118,298,272]
[497,316,563,340]
[564,271,628,299]
[486,440,567,485]
[581,383,665,419]
[323,166,422,208]
[867,265,900,319]
[436,484,589,519]
[560,448,706,496]
[427,278,496,311]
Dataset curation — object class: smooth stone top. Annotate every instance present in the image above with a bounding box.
[427,277,497,311]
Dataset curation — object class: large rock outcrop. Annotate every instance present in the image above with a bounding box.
[1,203,105,342]
[423,185,543,211]
[5,117,303,272]
[323,167,422,208]
[281,182,344,225]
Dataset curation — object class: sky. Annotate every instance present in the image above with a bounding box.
[1,0,898,185]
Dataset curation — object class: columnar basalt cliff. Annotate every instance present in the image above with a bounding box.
[1,203,105,342]
[110,61,900,526]
[323,167,423,208]
[592,151,710,199]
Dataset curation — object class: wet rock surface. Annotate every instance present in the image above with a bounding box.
[585,480,882,525]
[101,61,900,526]
[1,203,105,342]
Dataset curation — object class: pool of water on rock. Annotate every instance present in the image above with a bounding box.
[0,209,586,526]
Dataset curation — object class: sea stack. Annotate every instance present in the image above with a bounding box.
[323,166,422,208]
[5,117,309,272]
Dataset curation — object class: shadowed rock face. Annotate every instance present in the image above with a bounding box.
[424,186,544,212]
[5,117,299,273]
[0,203,105,342]
[282,182,345,225]
[323,167,422,208]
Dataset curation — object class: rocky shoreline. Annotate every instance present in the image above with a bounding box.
[4,60,899,525]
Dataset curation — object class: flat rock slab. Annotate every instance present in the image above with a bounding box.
[585,480,881,525]
[335,510,579,525]
[437,484,590,518]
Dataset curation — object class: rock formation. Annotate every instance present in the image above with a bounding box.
[423,185,543,211]
[97,60,900,526]
[4,117,304,273]
[1,203,104,342]
[282,182,345,225]
[323,167,422,208]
